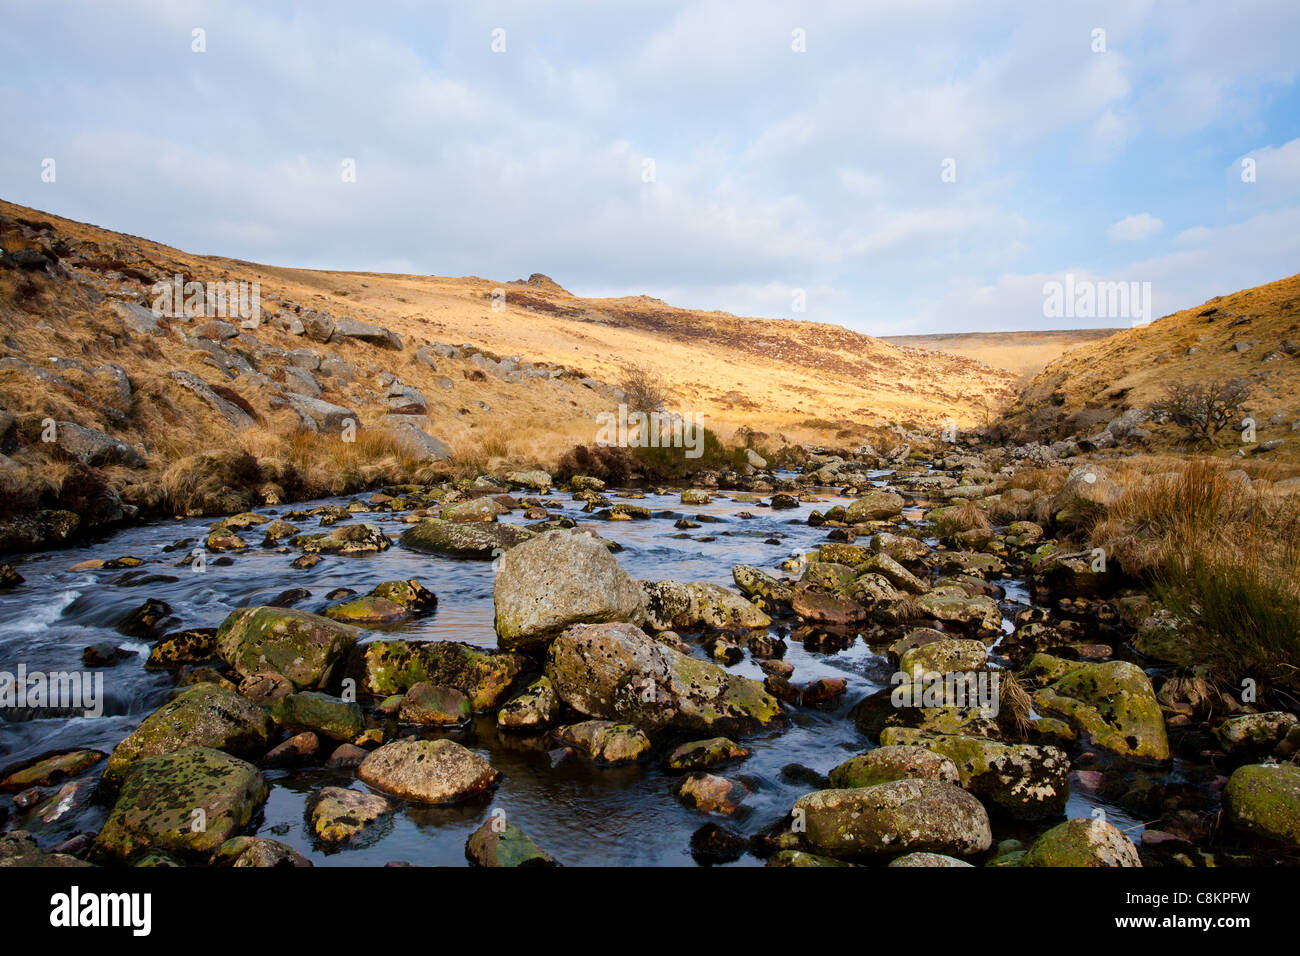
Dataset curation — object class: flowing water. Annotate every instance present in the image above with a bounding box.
[0,476,1146,865]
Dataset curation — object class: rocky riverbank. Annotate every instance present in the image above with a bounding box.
[2,444,1299,867]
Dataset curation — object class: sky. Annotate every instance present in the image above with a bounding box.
[2,0,1299,334]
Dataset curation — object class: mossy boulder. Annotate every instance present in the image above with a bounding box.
[494,529,645,650]
[879,729,1070,820]
[845,490,905,523]
[898,638,988,678]
[357,738,500,804]
[889,852,974,867]
[553,720,651,766]
[291,523,391,554]
[93,747,268,862]
[323,595,409,626]
[1214,713,1298,760]
[497,676,559,731]
[793,780,991,859]
[359,640,526,710]
[401,517,536,559]
[368,579,437,611]
[270,691,364,742]
[638,579,771,632]
[308,786,392,845]
[666,737,750,772]
[466,819,558,867]
[146,628,219,669]
[398,682,471,725]
[1,749,104,792]
[731,565,794,606]
[102,683,273,792]
[1021,817,1141,867]
[915,592,1002,632]
[1222,763,1300,850]
[1051,465,1123,527]
[1031,659,1169,761]
[211,836,311,867]
[548,622,784,736]
[216,606,359,690]
[827,745,959,789]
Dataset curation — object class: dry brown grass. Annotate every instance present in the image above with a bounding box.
[1088,458,1300,703]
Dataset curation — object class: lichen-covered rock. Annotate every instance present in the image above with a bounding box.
[466,818,558,867]
[861,553,928,594]
[102,683,273,791]
[368,579,437,612]
[1021,817,1141,867]
[1214,713,1299,759]
[401,517,535,559]
[292,523,391,554]
[1052,465,1123,527]
[888,852,974,867]
[638,579,771,631]
[0,831,93,867]
[359,640,526,710]
[879,730,1070,820]
[93,747,268,862]
[1222,763,1300,850]
[439,496,510,522]
[323,594,409,626]
[732,565,795,607]
[497,676,559,731]
[915,592,1002,632]
[398,682,471,725]
[827,745,959,789]
[357,738,499,804]
[665,737,750,771]
[494,529,644,650]
[898,638,988,677]
[793,780,991,859]
[270,691,364,742]
[216,606,359,690]
[553,720,651,766]
[308,786,392,845]
[846,489,905,523]
[765,849,852,867]
[547,622,783,736]
[1031,659,1169,761]
[211,836,311,867]
[146,628,218,669]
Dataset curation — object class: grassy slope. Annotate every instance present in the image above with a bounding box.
[882,328,1121,382]
[1002,272,1300,448]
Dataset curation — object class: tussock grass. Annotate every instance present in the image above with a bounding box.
[930,499,991,539]
[1089,459,1300,703]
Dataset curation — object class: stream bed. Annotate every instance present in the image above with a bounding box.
[0,476,1149,866]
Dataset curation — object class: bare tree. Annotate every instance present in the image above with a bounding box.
[618,362,670,413]
[1151,378,1251,445]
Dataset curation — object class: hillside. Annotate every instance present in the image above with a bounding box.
[1002,272,1300,447]
[0,198,1016,543]
[882,328,1120,381]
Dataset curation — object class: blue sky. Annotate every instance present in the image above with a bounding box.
[2,0,1299,333]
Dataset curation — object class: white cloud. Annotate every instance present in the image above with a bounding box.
[1108,212,1164,241]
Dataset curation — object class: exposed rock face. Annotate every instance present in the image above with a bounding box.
[357,739,500,804]
[845,489,905,523]
[51,421,146,467]
[385,421,451,460]
[287,395,361,433]
[547,621,784,736]
[168,371,257,430]
[494,529,645,651]
[1052,464,1123,527]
